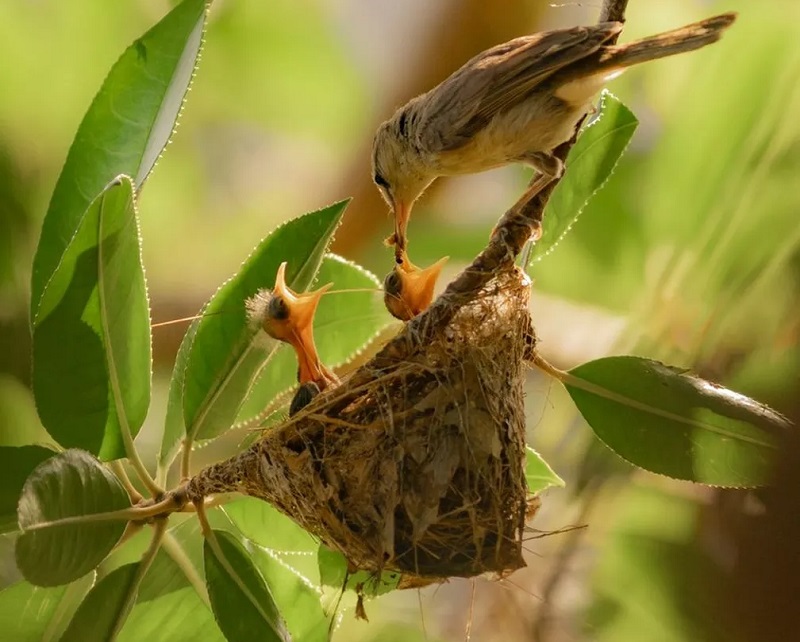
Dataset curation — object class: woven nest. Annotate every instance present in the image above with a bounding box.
[186,265,538,582]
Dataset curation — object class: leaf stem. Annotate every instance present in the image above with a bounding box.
[530,352,568,383]
[180,438,193,483]
[161,530,210,606]
[109,519,168,641]
[110,460,144,504]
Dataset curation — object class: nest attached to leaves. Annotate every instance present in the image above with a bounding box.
[186,264,538,582]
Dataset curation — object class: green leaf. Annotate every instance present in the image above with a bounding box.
[16,449,131,586]
[32,177,150,459]
[318,546,401,597]
[525,446,564,493]
[30,0,207,314]
[0,445,55,533]
[249,546,329,642]
[529,91,638,263]
[182,200,348,442]
[60,563,141,642]
[238,253,389,421]
[223,498,328,640]
[0,574,94,642]
[116,518,223,641]
[564,356,787,487]
[118,584,223,642]
[204,529,289,642]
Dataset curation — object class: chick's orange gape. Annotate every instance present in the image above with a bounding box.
[247,262,339,414]
[372,12,737,318]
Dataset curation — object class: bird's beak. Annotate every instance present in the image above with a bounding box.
[386,199,411,258]
[384,253,449,321]
[267,262,336,387]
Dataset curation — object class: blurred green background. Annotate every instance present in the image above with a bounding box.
[1,0,798,640]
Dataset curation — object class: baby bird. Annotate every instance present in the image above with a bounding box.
[372,13,737,258]
[383,252,448,321]
[252,262,338,414]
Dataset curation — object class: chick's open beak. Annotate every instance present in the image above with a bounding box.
[263,262,337,388]
[383,253,449,321]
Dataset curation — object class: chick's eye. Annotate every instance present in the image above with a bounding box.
[374,172,390,191]
[383,271,401,295]
[267,295,289,321]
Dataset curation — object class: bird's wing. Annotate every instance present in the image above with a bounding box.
[416,23,621,153]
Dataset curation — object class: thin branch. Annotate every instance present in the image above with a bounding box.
[601,0,629,24]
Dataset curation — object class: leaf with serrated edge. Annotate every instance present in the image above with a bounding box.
[565,356,786,487]
[181,200,348,443]
[204,529,289,642]
[530,91,638,263]
[33,177,151,460]
[16,449,131,586]
[31,0,207,314]
[525,446,564,493]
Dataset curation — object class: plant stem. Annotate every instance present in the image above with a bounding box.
[161,530,210,606]
[530,352,568,383]
[110,460,144,504]
[180,438,192,483]
[109,519,168,640]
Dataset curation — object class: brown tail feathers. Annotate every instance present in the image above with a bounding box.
[597,12,737,71]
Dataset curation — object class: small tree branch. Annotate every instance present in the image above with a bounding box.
[601,0,629,24]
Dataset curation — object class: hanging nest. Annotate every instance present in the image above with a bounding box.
[184,264,538,582]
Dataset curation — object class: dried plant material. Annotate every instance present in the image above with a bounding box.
[185,266,538,582]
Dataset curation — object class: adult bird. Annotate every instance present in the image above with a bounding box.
[371,12,736,315]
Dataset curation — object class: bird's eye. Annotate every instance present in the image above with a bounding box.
[374,172,390,191]
[383,270,401,296]
[267,295,289,321]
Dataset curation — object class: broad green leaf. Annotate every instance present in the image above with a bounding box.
[204,529,289,642]
[0,445,55,533]
[30,0,207,313]
[238,253,389,421]
[182,200,348,442]
[0,574,94,642]
[525,446,564,493]
[223,499,327,640]
[60,563,141,642]
[0,374,54,448]
[565,356,786,487]
[249,546,328,642]
[318,546,401,597]
[529,91,638,263]
[32,177,150,459]
[223,498,317,554]
[119,585,223,642]
[16,449,131,586]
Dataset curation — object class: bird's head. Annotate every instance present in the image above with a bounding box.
[259,262,336,389]
[372,115,434,254]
